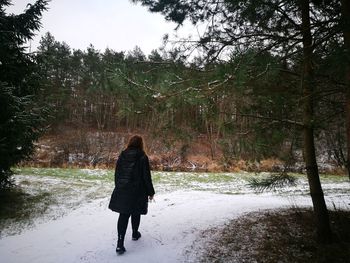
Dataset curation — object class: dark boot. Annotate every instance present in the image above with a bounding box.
[132,231,141,241]
[116,235,126,255]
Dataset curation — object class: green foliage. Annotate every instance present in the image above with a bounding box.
[36,32,72,121]
[0,0,48,187]
[0,0,48,93]
[0,84,47,187]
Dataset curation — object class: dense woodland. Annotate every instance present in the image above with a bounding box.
[32,31,346,167]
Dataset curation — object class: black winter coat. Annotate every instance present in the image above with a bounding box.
[108,148,155,215]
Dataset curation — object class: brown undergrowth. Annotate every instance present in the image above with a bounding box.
[20,127,346,174]
[188,209,350,263]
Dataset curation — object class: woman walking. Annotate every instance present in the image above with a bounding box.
[109,135,155,255]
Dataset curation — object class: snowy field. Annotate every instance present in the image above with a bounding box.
[0,168,349,263]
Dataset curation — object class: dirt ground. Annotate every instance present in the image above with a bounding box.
[192,209,350,263]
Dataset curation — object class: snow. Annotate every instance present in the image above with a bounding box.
[0,172,349,263]
[79,169,108,177]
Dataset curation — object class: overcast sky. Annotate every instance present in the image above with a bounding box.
[7,0,190,54]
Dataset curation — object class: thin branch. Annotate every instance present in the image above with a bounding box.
[220,112,304,127]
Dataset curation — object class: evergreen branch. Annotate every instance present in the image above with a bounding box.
[115,68,158,94]
[248,173,297,192]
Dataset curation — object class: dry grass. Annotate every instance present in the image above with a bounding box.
[21,128,347,174]
[190,209,350,263]
[259,158,284,171]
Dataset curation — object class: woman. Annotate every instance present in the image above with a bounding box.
[108,135,155,255]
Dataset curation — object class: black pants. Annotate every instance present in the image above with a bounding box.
[117,213,141,238]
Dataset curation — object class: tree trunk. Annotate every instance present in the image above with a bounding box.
[341,0,350,180]
[300,0,332,243]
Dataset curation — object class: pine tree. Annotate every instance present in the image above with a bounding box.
[0,0,49,187]
[131,0,340,243]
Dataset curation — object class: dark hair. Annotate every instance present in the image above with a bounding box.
[127,135,144,151]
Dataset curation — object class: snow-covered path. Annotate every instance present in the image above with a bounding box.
[1,168,349,263]
[0,190,320,263]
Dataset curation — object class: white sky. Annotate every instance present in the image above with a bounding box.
[7,0,192,55]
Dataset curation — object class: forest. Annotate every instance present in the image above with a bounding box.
[1,1,349,175]
[3,22,348,173]
[1,0,350,261]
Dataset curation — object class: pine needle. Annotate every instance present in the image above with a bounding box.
[248,173,297,192]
